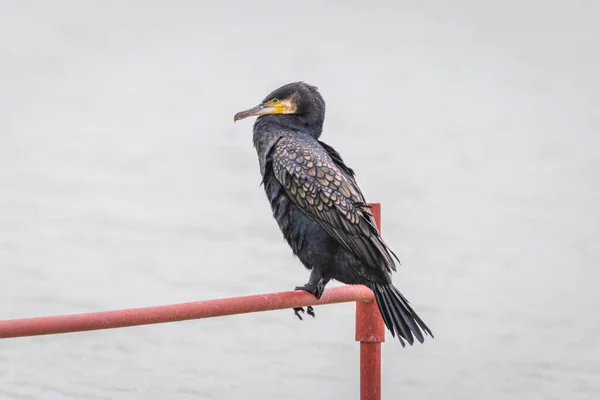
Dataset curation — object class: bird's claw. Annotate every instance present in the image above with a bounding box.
[294,280,326,300]
[292,305,315,320]
[293,284,319,319]
[295,284,316,294]
[293,307,305,320]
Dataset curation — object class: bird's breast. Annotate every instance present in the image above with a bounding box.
[260,165,335,266]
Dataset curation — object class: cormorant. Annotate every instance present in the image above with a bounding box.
[234,82,432,346]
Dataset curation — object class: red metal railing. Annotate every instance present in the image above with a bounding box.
[0,203,386,400]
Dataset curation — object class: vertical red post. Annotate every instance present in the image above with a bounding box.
[355,203,385,400]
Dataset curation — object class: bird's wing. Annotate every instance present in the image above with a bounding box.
[317,140,355,178]
[269,136,399,273]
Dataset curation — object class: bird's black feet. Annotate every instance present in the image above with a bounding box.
[294,278,327,300]
[294,283,317,296]
[292,274,328,320]
[293,285,317,319]
[293,306,315,320]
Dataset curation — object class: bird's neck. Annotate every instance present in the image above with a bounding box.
[254,115,322,139]
[252,116,322,175]
[252,123,280,156]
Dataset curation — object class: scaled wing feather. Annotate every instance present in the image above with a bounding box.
[269,136,398,273]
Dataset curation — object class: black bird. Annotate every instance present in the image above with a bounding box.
[234,82,433,346]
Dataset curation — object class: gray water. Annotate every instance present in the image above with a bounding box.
[1,1,599,399]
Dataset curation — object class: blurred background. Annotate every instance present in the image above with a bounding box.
[1,0,599,399]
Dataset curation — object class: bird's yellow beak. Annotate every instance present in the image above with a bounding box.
[234,103,285,122]
[234,98,296,122]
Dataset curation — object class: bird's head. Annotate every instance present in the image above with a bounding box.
[234,82,326,137]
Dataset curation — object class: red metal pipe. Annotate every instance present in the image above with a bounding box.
[355,203,385,400]
[0,285,374,339]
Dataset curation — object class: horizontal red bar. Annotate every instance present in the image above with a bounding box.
[0,285,374,339]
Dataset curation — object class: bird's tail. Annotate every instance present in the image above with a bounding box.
[369,283,433,347]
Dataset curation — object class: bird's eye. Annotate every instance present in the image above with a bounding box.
[272,98,279,103]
